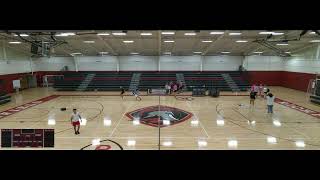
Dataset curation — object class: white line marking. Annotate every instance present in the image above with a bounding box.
[282,123,311,139]
[109,101,136,137]
[55,136,313,140]
[186,100,210,138]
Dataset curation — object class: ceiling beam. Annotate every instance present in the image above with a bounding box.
[290,43,319,54]
[96,35,117,55]
[246,31,302,56]
[202,31,227,55]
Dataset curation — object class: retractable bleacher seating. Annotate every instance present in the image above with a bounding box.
[53,72,86,91]
[87,72,132,91]
[139,72,177,91]
[53,71,250,92]
[53,72,132,91]
[183,71,249,92]
[0,92,11,105]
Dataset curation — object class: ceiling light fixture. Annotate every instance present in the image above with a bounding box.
[236,40,248,43]
[14,34,29,37]
[184,32,196,36]
[161,32,175,35]
[259,31,274,35]
[83,41,95,43]
[70,52,82,56]
[272,32,284,35]
[140,32,152,36]
[229,32,242,35]
[276,43,289,46]
[55,32,75,37]
[210,31,224,35]
[112,32,126,36]
[97,33,110,36]
[123,40,134,43]
[8,41,22,44]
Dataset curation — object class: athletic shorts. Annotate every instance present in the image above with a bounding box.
[72,121,80,126]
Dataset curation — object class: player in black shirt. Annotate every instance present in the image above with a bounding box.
[120,86,125,99]
[250,91,256,106]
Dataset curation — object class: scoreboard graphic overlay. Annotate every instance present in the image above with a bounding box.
[1,129,54,148]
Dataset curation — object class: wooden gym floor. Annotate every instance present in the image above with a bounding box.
[1,86,320,150]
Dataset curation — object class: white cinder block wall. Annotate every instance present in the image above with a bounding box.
[77,56,118,71]
[203,56,243,71]
[242,56,283,71]
[1,42,320,75]
[283,45,320,74]
[284,58,320,74]
[159,56,201,71]
[0,60,31,75]
[119,56,158,71]
[0,44,33,75]
[28,55,245,72]
[1,48,320,75]
[32,57,76,71]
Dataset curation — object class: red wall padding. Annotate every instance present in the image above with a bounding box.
[0,73,31,93]
[247,71,283,86]
[282,71,316,92]
[247,71,316,92]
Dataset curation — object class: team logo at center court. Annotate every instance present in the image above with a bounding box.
[125,105,193,127]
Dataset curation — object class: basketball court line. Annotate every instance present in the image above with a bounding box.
[2,95,319,145]
[56,136,304,139]
[275,98,320,119]
[108,101,136,137]
[282,123,311,139]
[2,94,320,124]
[216,103,320,147]
[0,95,59,120]
[186,100,210,138]
[232,105,312,139]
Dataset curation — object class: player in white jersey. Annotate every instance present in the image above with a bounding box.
[70,109,82,135]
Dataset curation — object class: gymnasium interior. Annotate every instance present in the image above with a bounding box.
[0,30,320,150]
